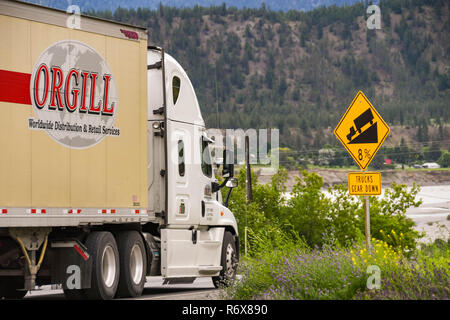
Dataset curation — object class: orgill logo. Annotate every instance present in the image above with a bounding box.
[29,40,120,149]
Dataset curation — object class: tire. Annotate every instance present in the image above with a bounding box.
[83,232,120,300]
[115,231,147,298]
[0,277,27,299]
[213,231,238,288]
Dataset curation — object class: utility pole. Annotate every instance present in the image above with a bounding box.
[245,135,253,203]
[245,135,252,256]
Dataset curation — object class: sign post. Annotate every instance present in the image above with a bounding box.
[364,193,370,250]
[334,91,390,251]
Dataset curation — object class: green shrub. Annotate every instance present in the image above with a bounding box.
[227,167,423,254]
[223,167,447,300]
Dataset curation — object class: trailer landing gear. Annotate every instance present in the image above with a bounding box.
[9,227,51,291]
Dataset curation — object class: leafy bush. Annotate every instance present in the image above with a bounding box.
[227,167,423,254]
[282,171,330,247]
[368,182,424,254]
[223,167,447,300]
[438,151,450,168]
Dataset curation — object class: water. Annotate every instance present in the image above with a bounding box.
[283,185,450,242]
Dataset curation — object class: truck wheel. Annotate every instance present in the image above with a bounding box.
[213,232,238,288]
[115,231,147,298]
[0,277,27,299]
[84,232,120,300]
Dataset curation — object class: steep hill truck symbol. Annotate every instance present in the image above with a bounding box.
[346,108,378,144]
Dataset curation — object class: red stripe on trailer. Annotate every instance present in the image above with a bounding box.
[0,69,32,105]
[41,209,46,214]
[31,209,36,214]
[102,209,107,214]
[135,209,140,214]
[73,245,89,261]
[77,209,82,214]
[1,209,7,214]
[111,209,116,214]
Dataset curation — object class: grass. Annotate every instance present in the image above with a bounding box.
[222,238,450,300]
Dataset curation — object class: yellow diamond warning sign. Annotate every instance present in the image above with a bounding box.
[348,172,381,196]
[334,91,390,170]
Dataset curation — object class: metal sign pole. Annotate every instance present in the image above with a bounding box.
[362,170,371,251]
[364,195,371,251]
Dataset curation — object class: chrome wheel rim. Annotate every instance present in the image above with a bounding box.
[130,244,144,285]
[102,245,116,288]
[225,243,236,279]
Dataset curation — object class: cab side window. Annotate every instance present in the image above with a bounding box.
[201,137,212,178]
[172,76,181,105]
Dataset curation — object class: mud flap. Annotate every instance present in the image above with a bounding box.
[50,240,92,290]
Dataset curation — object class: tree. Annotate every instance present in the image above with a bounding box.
[370,152,385,170]
[437,151,450,168]
[425,141,442,161]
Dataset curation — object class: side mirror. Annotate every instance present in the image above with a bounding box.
[222,149,234,178]
[225,177,238,188]
[222,163,234,178]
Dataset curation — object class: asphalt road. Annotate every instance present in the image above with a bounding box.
[24,276,220,300]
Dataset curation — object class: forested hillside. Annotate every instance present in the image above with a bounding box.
[88,0,450,164]
[25,0,362,12]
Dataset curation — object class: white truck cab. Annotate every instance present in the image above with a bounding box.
[147,47,239,283]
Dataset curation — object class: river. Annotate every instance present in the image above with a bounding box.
[283,185,450,243]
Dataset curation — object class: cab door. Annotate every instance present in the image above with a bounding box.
[165,121,201,227]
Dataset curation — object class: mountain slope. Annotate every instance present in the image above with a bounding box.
[26,0,450,158]
[24,0,363,12]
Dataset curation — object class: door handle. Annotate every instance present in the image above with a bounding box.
[201,200,205,217]
[189,226,197,244]
[191,228,197,244]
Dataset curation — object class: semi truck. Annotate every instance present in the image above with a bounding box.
[346,108,375,141]
[0,0,239,300]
